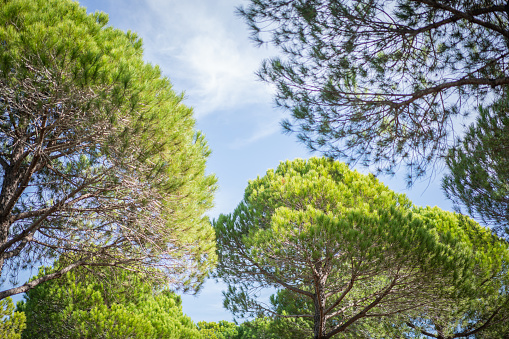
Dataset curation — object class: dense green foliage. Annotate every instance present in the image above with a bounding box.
[475,315,509,339]
[197,320,239,339]
[215,158,493,339]
[392,218,509,338]
[198,317,296,339]
[238,0,508,179]
[0,297,25,339]
[443,95,509,238]
[17,267,201,339]
[0,0,216,299]
[234,317,281,339]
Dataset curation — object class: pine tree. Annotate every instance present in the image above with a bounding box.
[443,95,509,238]
[238,0,508,179]
[197,320,239,339]
[0,0,216,299]
[17,267,201,339]
[214,157,503,339]
[0,297,25,339]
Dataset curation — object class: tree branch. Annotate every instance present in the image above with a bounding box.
[326,276,399,338]
[324,277,355,317]
[453,296,509,337]
[405,321,438,338]
[414,1,509,39]
[1,234,32,260]
[0,260,86,299]
[245,255,314,299]
[395,77,509,108]
[0,183,94,256]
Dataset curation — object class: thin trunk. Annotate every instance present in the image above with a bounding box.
[313,264,328,339]
[0,221,7,273]
[313,289,327,339]
[0,167,17,274]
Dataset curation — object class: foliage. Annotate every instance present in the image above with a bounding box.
[235,317,281,339]
[0,0,216,299]
[268,290,314,338]
[238,0,509,179]
[197,315,308,339]
[0,297,25,339]
[197,320,239,339]
[474,312,509,339]
[393,219,509,339]
[17,266,201,339]
[214,157,487,339]
[443,95,509,238]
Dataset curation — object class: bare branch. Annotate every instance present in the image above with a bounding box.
[0,260,86,299]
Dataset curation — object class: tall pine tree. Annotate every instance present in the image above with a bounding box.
[0,0,216,299]
[215,158,496,339]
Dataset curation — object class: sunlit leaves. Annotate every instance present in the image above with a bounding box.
[17,267,201,339]
[214,158,491,338]
[0,0,216,298]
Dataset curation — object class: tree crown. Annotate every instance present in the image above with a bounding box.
[0,0,216,298]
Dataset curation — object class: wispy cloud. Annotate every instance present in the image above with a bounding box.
[127,0,275,118]
[229,119,281,149]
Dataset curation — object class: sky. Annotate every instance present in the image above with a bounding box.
[51,0,453,323]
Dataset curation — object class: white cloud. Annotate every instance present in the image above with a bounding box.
[229,119,281,149]
[82,0,281,145]
[134,0,276,118]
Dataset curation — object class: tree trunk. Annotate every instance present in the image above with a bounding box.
[313,271,328,339]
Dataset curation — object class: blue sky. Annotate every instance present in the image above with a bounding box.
[70,0,452,323]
